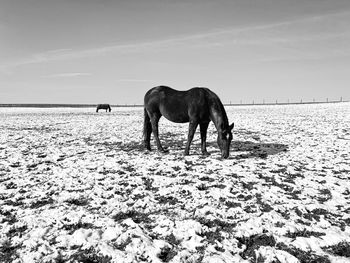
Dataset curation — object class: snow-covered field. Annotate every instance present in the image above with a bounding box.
[1,103,350,263]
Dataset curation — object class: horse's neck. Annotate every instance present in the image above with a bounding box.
[206,91,229,132]
[210,108,228,132]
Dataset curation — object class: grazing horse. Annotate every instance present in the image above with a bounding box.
[143,86,234,158]
[96,104,111,112]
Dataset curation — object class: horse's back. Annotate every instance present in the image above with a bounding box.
[144,86,208,103]
[97,104,110,108]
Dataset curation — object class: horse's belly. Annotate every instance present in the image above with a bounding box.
[162,111,189,123]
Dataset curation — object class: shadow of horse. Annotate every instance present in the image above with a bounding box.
[230,140,288,159]
[101,133,288,159]
[142,131,288,159]
[196,140,288,159]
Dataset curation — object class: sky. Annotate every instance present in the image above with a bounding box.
[1,0,350,104]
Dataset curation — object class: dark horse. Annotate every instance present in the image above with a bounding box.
[96,104,111,112]
[143,86,234,158]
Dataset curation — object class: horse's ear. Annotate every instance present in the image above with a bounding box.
[229,122,234,131]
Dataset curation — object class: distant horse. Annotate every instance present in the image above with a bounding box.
[143,86,234,158]
[96,104,111,112]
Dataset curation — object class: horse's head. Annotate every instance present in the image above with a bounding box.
[217,122,234,158]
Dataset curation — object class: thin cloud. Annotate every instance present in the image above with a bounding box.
[114,79,154,82]
[44,72,90,78]
[1,9,349,71]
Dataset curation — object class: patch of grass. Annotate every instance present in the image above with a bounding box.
[244,205,257,213]
[7,225,28,238]
[255,193,273,213]
[5,182,17,189]
[142,177,159,191]
[0,239,21,263]
[155,195,178,205]
[237,234,276,261]
[158,246,177,262]
[132,193,147,200]
[29,197,54,209]
[197,217,237,232]
[199,227,224,244]
[277,209,290,220]
[172,166,182,172]
[344,217,350,226]
[287,190,302,200]
[0,176,10,183]
[311,208,329,216]
[274,221,285,228]
[65,197,89,206]
[0,209,17,224]
[285,229,325,239]
[123,165,136,173]
[62,221,95,234]
[197,184,209,191]
[241,181,255,191]
[237,194,253,201]
[276,242,331,263]
[67,246,112,263]
[323,241,350,257]
[270,167,288,174]
[258,174,294,193]
[294,207,323,222]
[199,176,215,182]
[179,178,193,185]
[112,210,152,224]
[211,184,226,189]
[112,236,133,251]
[225,200,242,208]
[295,218,312,226]
[164,233,181,246]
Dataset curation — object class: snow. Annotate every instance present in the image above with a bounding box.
[0,103,350,262]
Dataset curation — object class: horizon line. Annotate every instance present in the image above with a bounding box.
[0,100,348,108]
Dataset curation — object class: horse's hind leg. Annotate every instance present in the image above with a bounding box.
[200,122,210,156]
[149,112,167,153]
[185,121,198,155]
[143,109,152,150]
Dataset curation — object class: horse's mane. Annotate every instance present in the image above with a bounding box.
[203,88,229,129]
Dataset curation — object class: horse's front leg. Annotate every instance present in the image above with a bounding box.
[185,121,198,156]
[200,122,210,156]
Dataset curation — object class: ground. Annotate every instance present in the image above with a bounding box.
[0,103,349,263]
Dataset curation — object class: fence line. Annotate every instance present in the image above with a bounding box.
[225,97,348,106]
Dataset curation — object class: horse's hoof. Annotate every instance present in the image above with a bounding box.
[202,151,210,156]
